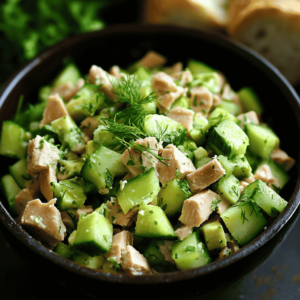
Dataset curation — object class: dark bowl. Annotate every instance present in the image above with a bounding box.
[0,23,300,299]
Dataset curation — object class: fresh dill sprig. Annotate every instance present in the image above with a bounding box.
[110,75,156,129]
[234,199,260,224]
[117,137,170,167]
[102,119,147,141]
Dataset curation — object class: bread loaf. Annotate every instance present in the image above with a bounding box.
[227,0,300,85]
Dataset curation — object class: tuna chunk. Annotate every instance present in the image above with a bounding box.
[237,111,259,129]
[225,233,239,253]
[170,70,193,86]
[15,188,34,215]
[137,51,166,69]
[20,198,66,248]
[75,205,94,220]
[80,116,102,138]
[27,136,60,175]
[167,107,194,135]
[152,72,179,95]
[39,94,69,128]
[60,211,75,233]
[120,148,143,178]
[170,62,183,73]
[39,165,57,201]
[179,190,218,227]
[121,245,152,275]
[254,164,280,190]
[186,158,226,193]
[175,225,193,241]
[89,65,116,100]
[213,94,222,107]
[108,198,138,227]
[239,181,249,194]
[270,149,295,171]
[157,87,187,111]
[159,240,175,264]
[104,230,133,264]
[190,86,213,115]
[216,195,231,214]
[157,144,196,185]
[26,178,41,199]
[50,78,84,102]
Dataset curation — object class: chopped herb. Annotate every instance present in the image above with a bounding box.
[161,204,167,211]
[36,138,45,149]
[210,198,222,212]
[127,159,135,166]
[154,221,158,225]
[175,167,180,178]
[117,208,122,214]
[105,168,113,188]
[185,246,196,252]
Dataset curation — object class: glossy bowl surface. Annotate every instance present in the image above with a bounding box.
[0,23,300,299]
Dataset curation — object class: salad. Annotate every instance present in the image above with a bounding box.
[0,50,295,275]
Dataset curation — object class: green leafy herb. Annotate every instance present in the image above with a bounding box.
[105,168,113,188]
[210,198,222,212]
[185,246,196,252]
[36,138,45,149]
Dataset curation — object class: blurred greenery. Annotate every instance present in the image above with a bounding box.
[0,0,117,85]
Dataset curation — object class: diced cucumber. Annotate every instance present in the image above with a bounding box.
[0,174,21,215]
[232,156,252,179]
[51,116,85,153]
[245,123,279,159]
[201,221,227,251]
[238,87,263,115]
[240,180,288,218]
[38,85,52,102]
[143,114,187,146]
[187,59,215,75]
[54,243,74,259]
[50,178,87,211]
[217,100,241,116]
[194,147,208,161]
[53,62,81,87]
[217,155,235,174]
[9,158,31,188]
[93,125,120,149]
[133,67,152,82]
[116,167,160,214]
[170,96,190,110]
[135,204,176,238]
[81,145,126,191]
[221,201,267,246]
[207,119,249,158]
[245,150,261,173]
[158,179,192,217]
[0,121,27,159]
[86,140,100,156]
[66,85,105,121]
[58,160,84,180]
[190,116,210,145]
[171,232,211,270]
[215,174,240,204]
[195,157,212,169]
[73,252,105,269]
[74,212,113,256]
[208,107,240,127]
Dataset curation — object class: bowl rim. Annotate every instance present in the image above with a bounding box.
[0,22,300,284]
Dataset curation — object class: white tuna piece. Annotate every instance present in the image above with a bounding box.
[186,158,226,193]
[237,111,259,129]
[50,78,84,102]
[15,188,34,215]
[39,165,57,201]
[157,144,196,185]
[190,86,213,115]
[39,94,69,128]
[216,195,231,215]
[20,198,66,248]
[254,164,280,189]
[159,241,175,264]
[119,148,143,178]
[175,225,193,241]
[104,230,133,264]
[108,198,137,227]
[137,50,166,69]
[270,149,295,171]
[27,135,60,175]
[170,70,193,86]
[157,87,187,111]
[75,205,94,221]
[179,190,218,227]
[152,71,179,95]
[239,181,249,194]
[167,107,194,136]
[80,116,102,138]
[121,245,152,275]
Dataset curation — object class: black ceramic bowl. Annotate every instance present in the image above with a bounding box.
[0,24,300,299]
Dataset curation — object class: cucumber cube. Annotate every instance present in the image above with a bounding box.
[171,232,211,270]
[187,59,215,75]
[190,116,210,145]
[221,202,267,246]
[245,123,279,159]
[217,101,241,116]
[208,107,240,127]
[50,178,87,211]
[207,119,249,158]
[135,204,176,238]
[74,212,113,256]
[9,158,31,188]
[0,121,27,159]
[53,63,81,87]
[232,156,252,179]
[201,221,227,251]
[238,87,263,115]
[240,180,288,217]
[81,145,126,191]
[216,174,240,205]
[158,179,192,217]
[116,167,160,214]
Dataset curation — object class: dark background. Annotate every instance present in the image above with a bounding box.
[0,1,300,299]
